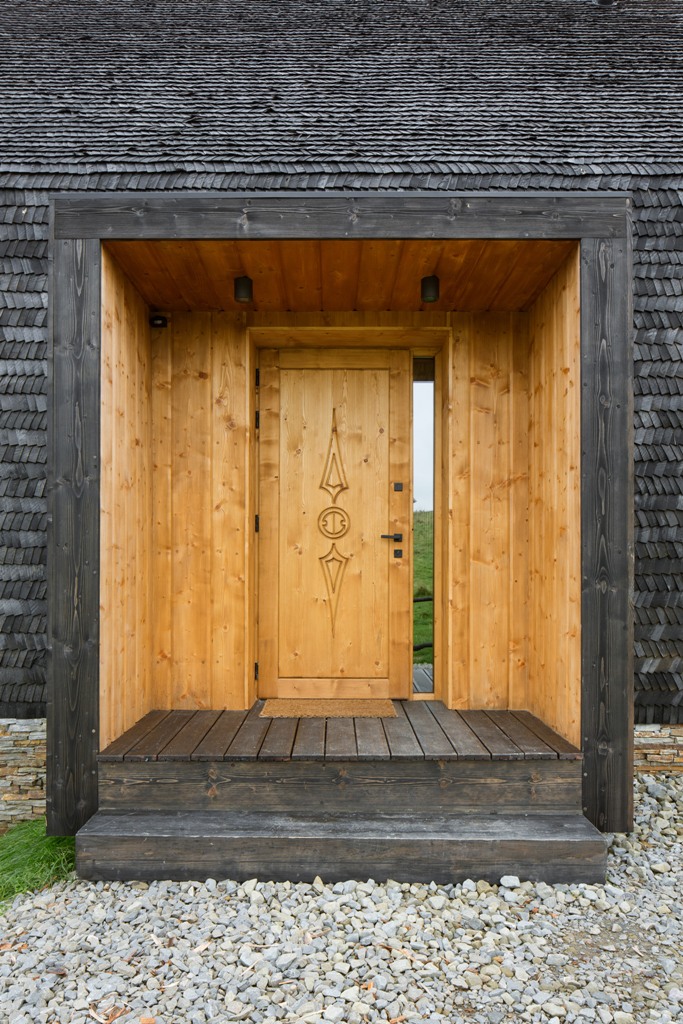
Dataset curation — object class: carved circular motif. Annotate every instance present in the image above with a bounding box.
[318,506,350,540]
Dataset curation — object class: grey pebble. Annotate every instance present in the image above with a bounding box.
[0,772,681,1024]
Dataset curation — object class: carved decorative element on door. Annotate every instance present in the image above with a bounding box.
[319,410,350,636]
[319,545,349,637]
[318,506,350,540]
[319,410,349,502]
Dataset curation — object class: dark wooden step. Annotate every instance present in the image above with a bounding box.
[98,756,583,816]
[77,810,607,884]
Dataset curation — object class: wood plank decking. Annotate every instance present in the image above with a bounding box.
[412,664,434,694]
[79,702,605,885]
[98,701,581,764]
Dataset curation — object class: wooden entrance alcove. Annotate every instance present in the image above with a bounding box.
[48,193,633,875]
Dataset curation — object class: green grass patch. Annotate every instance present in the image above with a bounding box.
[0,817,75,909]
[413,510,434,665]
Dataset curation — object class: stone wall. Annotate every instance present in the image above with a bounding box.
[0,718,46,833]
[634,724,683,772]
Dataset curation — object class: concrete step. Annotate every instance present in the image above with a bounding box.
[77,810,607,884]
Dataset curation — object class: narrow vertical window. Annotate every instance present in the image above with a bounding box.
[413,358,435,694]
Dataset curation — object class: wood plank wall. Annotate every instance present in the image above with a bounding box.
[445,312,530,714]
[527,250,582,746]
[99,282,579,743]
[100,250,153,749]
[150,312,254,713]
[101,268,254,743]
[445,248,581,746]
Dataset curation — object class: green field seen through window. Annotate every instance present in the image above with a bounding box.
[413,509,433,665]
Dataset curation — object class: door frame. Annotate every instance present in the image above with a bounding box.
[48,191,633,834]
[250,322,450,705]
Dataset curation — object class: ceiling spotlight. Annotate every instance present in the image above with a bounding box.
[234,275,253,303]
[421,274,439,303]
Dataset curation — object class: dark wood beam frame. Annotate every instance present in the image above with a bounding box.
[48,192,633,835]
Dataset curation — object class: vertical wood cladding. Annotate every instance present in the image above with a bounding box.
[447,273,582,751]
[47,238,101,835]
[447,312,531,716]
[99,300,254,738]
[527,250,582,749]
[99,250,153,750]
[150,312,253,713]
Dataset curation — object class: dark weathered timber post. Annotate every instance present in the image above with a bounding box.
[47,237,101,834]
[580,231,634,833]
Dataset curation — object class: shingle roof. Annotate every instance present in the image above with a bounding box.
[1,0,682,167]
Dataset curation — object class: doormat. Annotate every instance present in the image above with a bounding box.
[260,699,396,718]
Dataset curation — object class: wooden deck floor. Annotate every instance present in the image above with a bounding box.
[412,664,434,693]
[99,702,581,764]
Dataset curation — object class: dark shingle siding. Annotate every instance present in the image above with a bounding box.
[1,168,682,724]
[631,184,683,721]
[0,187,48,715]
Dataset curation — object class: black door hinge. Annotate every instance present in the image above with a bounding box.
[255,368,260,387]
[254,661,259,681]
[255,409,260,429]
[255,514,259,532]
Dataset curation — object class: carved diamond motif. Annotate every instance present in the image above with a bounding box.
[319,544,349,638]
[320,410,349,503]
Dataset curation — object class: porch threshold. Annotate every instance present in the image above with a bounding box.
[98,702,581,764]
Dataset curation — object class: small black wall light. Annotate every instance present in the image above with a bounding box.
[234,275,254,303]
[149,314,168,328]
[421,274,440,303]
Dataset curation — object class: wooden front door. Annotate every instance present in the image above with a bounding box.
[258,349,412,698]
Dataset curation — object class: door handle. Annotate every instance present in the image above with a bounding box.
[380,533,403,542]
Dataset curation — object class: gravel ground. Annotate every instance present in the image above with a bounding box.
[0,772,681,1024]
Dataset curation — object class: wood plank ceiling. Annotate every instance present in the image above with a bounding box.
[105,239,578,313]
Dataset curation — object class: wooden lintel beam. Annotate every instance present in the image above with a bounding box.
[53,192,630,242]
